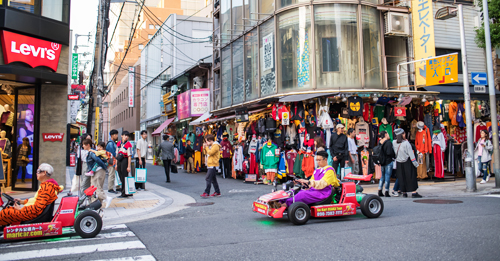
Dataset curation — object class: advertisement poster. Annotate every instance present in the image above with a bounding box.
[177,91,191,120]
[16,103,35,180]
[190,89,209,116]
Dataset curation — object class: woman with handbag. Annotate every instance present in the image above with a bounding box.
[392,129,422,198]
[13,137,31,185]
[116,131,133,197]
[475,130,494,184]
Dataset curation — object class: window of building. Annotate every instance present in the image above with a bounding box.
[260,18,276,97]
[148,34,153,39]
[258,0,274,20]
[278,6,312,92]
[232,0,243,40]
[435,48,463,74]
[362,6,383,88]
[221,46,232,107]
[233,38,244,104]
[139,44,144,50]
[149,24,154,29]
[244,0,258,27]
[220,0,231,44]
[155,25,160,30]
[278,0,308,10]
[245,29,259,101]
[8,0,70,23]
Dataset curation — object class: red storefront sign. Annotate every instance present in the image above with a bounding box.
[70,153,76,167]
[42,133,64,142]
[71,84,86,91]
[68,95,79,100]
[1,30,62,72]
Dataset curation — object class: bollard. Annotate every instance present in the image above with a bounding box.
[464,152,476,192]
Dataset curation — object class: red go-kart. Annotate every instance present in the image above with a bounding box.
[1,186,103,241]
[253,174,384,225]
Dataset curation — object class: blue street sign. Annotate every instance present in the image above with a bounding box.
[471,72,487,85]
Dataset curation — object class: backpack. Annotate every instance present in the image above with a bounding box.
[258,118,266,134]
[372,143,385,165]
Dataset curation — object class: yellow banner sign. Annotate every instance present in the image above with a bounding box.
[411,0,436,87]
[426,54,458,85]
[94,107,100,144]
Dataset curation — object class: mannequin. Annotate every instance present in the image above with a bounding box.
[1,104,14,141]
[378,118,393,141]
[432,126,446,179]
[415,121,431,179]
[0,131,12,158]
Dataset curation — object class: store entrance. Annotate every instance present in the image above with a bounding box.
[0,86,37,191]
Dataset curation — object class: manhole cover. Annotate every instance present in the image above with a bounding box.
[185,202,215,207]
[414,199,463,204]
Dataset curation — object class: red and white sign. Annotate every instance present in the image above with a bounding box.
[68,94,79,100]
[1,30,62,72]
[394,107,406,117]
[42,133,64,142]
[71,84,86,92]
[128,67,135,107]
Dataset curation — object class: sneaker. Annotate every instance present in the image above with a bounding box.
[85,171,94,177]
[480,180,487,184]
[412,193,423,198]
[108,190,118,194]
[391,191,400,197]
[210,192,221,197]
[486,175,490,182]
[200,193,210,198]
[105,196,113,208]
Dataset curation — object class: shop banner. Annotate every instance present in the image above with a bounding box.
[190,89,210,116]
[411,0,436,87]
[3,222,62,240]
[71,84,86,92]
[426,54,458,85]
[1,30,62,72]
[71,53,78,79]
[128,67,135,107]
[177,91,191,120]
[394,107,406,117]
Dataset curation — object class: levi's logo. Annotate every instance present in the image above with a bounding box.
[43,133,64,142]
[1,30,62,72]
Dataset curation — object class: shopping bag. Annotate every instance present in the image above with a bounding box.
[343,167,352,179]
[125,176,136,194]
[115,170,121,186]
[135,168,147,183]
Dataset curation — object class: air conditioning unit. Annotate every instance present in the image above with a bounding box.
[384,12,410,36]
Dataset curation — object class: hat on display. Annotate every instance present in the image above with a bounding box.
[417,121,425,129]
[394,128,404,136]
[433,126,441,133]
[381,118,388,124]
[222,131,229,138]
[336,124,345,129]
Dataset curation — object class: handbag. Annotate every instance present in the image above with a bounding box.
[135,168,147,183]
[125,176,136,194]
[170,164,178,173]
[115,170,122,186]
[116,142,125,162]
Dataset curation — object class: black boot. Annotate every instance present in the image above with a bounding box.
[378,190,384,197]
[403,193,408,198]
[384,191,391,197]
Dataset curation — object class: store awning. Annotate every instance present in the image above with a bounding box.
[279,92,339,102]
[190,112,212,126]
[152,118,175,136]
[424,85,500,100]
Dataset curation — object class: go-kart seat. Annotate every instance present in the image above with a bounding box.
[309,187,338,206]
[21,202,55,224]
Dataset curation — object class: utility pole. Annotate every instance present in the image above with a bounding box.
[482,0,500,188]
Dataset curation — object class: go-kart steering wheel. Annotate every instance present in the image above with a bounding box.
[1,193,16,208]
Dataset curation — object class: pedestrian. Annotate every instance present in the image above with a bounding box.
[329,124,349,176]
[376,131,395,197]
[116,131,133,198]
[135,130,148,190]
[393,128,422,198]
[158,134,175,183]
[82,139,112,208]
[347,128,359,174]
[219,131,233,178]
[185,140,195,173]
[106,129,119,193]
[201,134,221,198]
[78,134,93,196]
[12,137,31,185]
[475,129,493,184]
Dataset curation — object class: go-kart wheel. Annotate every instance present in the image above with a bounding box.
[360,194,384,218]
[74,210,102,238]
[288,202,310,225]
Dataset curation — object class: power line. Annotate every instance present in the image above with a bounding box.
[108,2,125,48]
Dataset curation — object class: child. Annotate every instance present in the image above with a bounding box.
[86,142,108,176]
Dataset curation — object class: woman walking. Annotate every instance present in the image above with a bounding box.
[393,129,422,198]
[475,130,493,184]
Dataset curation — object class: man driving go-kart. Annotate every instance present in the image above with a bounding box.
[0,163,63,226]
[281,151,339,208]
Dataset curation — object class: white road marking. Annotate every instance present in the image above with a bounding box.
[102,224,128,230]
[482,195,500,198]
[0,240,146,261]
[3,231,135,248]
[92,255,156,261]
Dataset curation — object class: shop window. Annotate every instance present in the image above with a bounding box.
[362,6,383,88]
[233,38,244,104]
[14,88,36,188]
[221,46,232,107]
[258,0,274,20]
[220,0,231,44]
[314,4,360,89]
[278,6,311,92]
[260,18,276,97]
[8,0,39,14]
[278,0,308,10]
[232,0,243,39]
[245,29,259,101]
[435,49,463,74]
[42,0,70,23]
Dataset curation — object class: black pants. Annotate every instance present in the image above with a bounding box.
[12,166,27,186]
[117,158,129,196]
[221,158,231,178]
[135,157,146,189]
[163,159,171,182]
[205,167,220,194]
[332,155,346,177]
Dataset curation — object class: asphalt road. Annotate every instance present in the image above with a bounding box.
[2,164,499,260]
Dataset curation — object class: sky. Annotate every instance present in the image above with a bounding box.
[70,0,99,50]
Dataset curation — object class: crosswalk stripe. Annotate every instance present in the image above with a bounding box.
[92,255,156,261]
[481,195,500,198]
[102,224,128,230]
[0,240,146,261]
[3,231,135,248]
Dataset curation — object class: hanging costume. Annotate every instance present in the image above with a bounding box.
[432,131,446,178]
[260,142,280,182]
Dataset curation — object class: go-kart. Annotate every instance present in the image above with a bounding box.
[1,186,103,241]
[253,174,384,225]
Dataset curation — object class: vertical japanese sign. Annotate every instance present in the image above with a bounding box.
[190,89,210,116]
[71,53,78,80]
[128,67,135,107]
[411,0,436,87]
[262,33,274,72]
[426,54,458,85]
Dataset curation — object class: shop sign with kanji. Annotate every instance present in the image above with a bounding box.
[426,54,458,85]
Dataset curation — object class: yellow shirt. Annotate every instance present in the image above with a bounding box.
[310,165,340,189]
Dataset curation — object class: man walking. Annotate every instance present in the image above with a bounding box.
[201,135,221,198]
[135,130,148,190]
[106,129,119,193]
[159,134,175,183]
[329,124,349,176]
[347,128,359,174]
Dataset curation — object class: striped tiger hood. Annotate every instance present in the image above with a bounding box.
[43,179,64,194]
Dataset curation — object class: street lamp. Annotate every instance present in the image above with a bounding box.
[435,4,476,192]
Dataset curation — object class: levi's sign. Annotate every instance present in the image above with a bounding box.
[68,95,79,100]
[1,30,62,72]
[42,133,64,142]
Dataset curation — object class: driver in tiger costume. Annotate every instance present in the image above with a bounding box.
[0,163,63,226]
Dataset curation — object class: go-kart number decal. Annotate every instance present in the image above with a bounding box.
[316,206,344,217]
[345,193,356,197]
[60,209,74,214]
[254,203,268,214]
